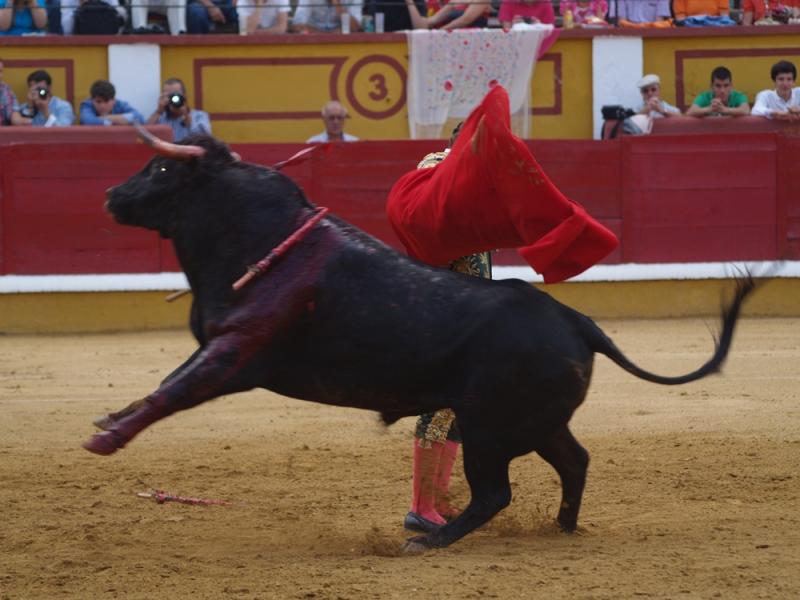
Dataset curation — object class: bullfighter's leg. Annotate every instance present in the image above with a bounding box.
[535,426,589,532]
[406,443,512,550]
[83,335,258,456]
[93,347,204,431]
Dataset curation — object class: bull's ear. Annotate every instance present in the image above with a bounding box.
[135,125,206,161]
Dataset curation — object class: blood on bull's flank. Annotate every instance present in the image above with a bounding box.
[83,130,758,552]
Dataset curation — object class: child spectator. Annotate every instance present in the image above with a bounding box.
[558,0,608,25]
[79,80,145,126]
[0,0,47,34]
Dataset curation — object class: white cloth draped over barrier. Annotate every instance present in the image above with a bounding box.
[405,25,553,140]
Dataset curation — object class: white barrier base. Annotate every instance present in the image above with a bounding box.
[1,261,798,294]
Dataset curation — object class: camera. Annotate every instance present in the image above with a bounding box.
[36,87,49,100]
[601,105,635,121]
[168,93,186,109]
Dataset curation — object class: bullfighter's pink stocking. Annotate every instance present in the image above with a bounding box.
[409,440,447,525]
[434,440,460,520]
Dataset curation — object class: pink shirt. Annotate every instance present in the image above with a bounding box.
[498,0,556,24]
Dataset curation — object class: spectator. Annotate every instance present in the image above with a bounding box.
[146,78,211,142]
[751,60,800,121]
[608,0,670,23]
[79,80,145,126]
[741,0,797,24]
[0,57,24,125]
[498,0,555,27]
[367,0,427,31]
[307,100,358,142]
[186,0,236,33]
[0,0,47,34]
[292,0,363,33]
[17,70,75,127]
[130,0,186,34]
[404,0,490,29]
[635,74,681,118]
[237,0,289,34]
[60,0,125,34]
[672,0,728,20]
[687,66,750,118]
[559,0,608,25]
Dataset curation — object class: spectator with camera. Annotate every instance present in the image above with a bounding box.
[147,78,211,142]
[687,66,750,118]
[237,0,290,34]
[17,70,75,127]
[0,58,24,126]
[751,60,800,121]
[635,74,681,119]
[0,0,47,35]
[79,80,144,126]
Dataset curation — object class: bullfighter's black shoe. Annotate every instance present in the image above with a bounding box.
[403,511,443,534]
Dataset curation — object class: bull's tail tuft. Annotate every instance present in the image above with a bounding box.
[584,273,759,386]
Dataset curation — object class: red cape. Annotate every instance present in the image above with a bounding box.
[386,85,618,283]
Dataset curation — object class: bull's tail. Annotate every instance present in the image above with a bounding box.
[582,275,757,385]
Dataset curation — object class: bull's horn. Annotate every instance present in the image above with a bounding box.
[135,124,206,160]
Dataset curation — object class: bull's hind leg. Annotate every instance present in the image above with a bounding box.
[406,444,512,551]
[83,335,257,456]
[535,426,589,532]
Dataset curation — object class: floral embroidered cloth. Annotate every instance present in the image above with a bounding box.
[405,26,553,139]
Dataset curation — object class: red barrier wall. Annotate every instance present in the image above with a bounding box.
[1,130,798,276]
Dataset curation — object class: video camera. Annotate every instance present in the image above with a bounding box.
[168,93,186,109]
[601,105,635,121]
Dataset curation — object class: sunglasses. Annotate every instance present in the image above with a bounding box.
[641,86,659,93]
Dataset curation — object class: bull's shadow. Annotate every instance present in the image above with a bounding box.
[84,133,756,552]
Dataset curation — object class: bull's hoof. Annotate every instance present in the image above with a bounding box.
[92,414,116,431]
[402,536,432,555]
[82,431,126,456]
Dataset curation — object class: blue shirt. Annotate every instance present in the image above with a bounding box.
[156,109,211,142]
[0,0,46,35]
[79,98,145,126]
[18,95,76,127]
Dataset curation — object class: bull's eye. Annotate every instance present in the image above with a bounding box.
[159,166,167,172]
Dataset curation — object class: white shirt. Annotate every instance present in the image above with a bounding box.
[306,131,359,142]
[751,88,800,118]
[293,0,363,31]
[60,0,127,35]
[633,98,681,119]
[237,0,291,31]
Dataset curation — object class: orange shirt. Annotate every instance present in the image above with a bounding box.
[672,0,729,19]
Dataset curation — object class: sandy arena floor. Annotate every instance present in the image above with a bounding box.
[1,317,798,599]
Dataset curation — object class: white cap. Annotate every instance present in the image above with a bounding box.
[637,74,660,89]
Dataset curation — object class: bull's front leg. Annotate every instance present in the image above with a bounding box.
[83,334,259,456]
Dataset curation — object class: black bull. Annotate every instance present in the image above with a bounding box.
[85,135,756,551]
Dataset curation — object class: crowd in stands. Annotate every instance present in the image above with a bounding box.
[0,0,798,36]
